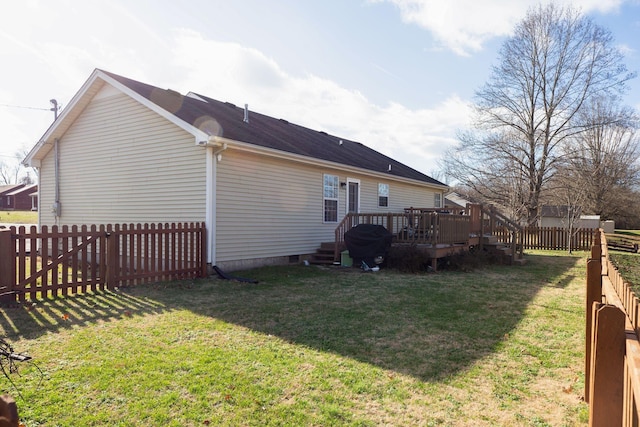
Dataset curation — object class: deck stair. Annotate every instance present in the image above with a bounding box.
[310,242,338,265]
[482,235,526,265]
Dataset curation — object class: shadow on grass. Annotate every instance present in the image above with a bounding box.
[0,287,169,340]
[1,253,582,382]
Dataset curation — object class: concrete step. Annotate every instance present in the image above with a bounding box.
[513,257,527,266]
[483,235,498,245]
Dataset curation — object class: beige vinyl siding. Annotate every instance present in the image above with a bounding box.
[215,150,440,262]
[357,179,435,213]
[216,150,339,262]
[39,91,206,226]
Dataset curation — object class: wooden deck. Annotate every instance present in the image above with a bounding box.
[332,204,522,269]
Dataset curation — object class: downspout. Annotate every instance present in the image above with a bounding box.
[205,141,228,266]
[36,166,41,227]
[53,138,61,225]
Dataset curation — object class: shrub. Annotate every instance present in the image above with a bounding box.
[440,247,498,272]
[388,245,501,273]
[387,244,430,273]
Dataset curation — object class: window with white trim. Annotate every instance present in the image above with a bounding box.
[434,193,442,208]
[323,174,339,222]
[378,183,389,207]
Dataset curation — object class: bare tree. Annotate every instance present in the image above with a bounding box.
[0,147,38,185]
[0,159,21,185]
[442,3,635,225]
[546,167,589,253]
[562,98,640,221]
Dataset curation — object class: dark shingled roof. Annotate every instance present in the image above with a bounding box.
[102,70,445,186]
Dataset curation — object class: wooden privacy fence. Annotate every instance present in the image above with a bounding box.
[495,226,594,251]
[0,222,207,302]
[584,230,640,426]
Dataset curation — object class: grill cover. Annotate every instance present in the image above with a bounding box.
[344,224,393,267]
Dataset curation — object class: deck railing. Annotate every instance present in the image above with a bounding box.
[477,204,524,260]
[334,211,471,261]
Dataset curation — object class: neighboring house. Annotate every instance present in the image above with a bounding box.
[539,205,600,230]
[6,184,37,211]
[24,69,448,270]
[0,184,37,211]
[444,192,473,214]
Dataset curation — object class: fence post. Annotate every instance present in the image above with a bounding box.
[0,230,16,304]
[0,394,19,427]
[200,223,207,278]
[105,230,118,289]
[585,257,602,403]
[591,230,602,261]
[588,304,625,427]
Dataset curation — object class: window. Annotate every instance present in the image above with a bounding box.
[378,183,389,207]
[434,193,442,208]
[323,174,339,222]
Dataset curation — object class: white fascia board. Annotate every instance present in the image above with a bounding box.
[209,136,449,191]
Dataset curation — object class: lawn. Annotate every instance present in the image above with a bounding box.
[1,251,588,426]
[606,230,640,295]
[0,210,38,224]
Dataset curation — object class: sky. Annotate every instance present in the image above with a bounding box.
[1,0,640,181]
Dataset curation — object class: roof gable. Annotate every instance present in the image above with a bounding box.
[6,184,37,196]
[0,184,24,196]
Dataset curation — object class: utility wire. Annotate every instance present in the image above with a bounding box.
[0,103,50,112]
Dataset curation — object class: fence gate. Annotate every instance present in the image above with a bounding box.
[0,222,207,303]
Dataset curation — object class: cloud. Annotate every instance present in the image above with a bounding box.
[372,0,626,56]
[0,3,476,177]
[169,30,471,173]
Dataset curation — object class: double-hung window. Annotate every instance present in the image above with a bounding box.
[323,174,339,222]
[378,183,389,207]
[434,193,442,208]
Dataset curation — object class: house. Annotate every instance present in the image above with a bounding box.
[0,184,23,210]
[539,205,600,230]
[24,69,448,270]
[0,184,37,211]
[8,184,37,211]
[444,191,473,215]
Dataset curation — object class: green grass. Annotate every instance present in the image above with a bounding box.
[614,230,640,237]
[606,230,640,294]
[1,251,588,426]
[0,210,37,224]
[609,251,640,294]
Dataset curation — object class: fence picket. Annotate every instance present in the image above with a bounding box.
[496,226,594,251]
[587,230,640,425]
[3,222,206,301]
